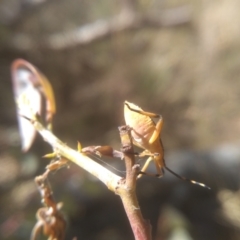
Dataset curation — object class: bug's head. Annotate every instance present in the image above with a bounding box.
[124,101,143,126]
[124,101,142,111]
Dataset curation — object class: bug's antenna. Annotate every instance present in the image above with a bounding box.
[164,166,211,190]
[89,154,126,175]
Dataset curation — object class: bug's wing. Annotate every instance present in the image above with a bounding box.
[11,60,42,152]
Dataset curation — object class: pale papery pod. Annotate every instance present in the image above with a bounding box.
[17,86,41,152]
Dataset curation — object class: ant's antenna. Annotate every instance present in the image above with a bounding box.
[164,166,211,190]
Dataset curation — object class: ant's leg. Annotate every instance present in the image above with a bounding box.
[125,102,163,144]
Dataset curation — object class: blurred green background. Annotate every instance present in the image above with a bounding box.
[0,0,240,239]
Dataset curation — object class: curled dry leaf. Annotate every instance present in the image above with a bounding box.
[11,59,56,151]
[81,145,124,159]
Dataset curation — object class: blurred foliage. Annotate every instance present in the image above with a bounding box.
[0,0,240,240]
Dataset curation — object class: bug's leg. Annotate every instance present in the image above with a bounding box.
[153,158,164,178]
[125,102,163,144]
[149,117,163,144]
[137,156,153,179]
[137,150,154,158]
[138,156,164,178]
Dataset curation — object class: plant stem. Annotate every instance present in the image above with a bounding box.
[31,120,152,239]
[116,126,152,240]
[32,120,121,192]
